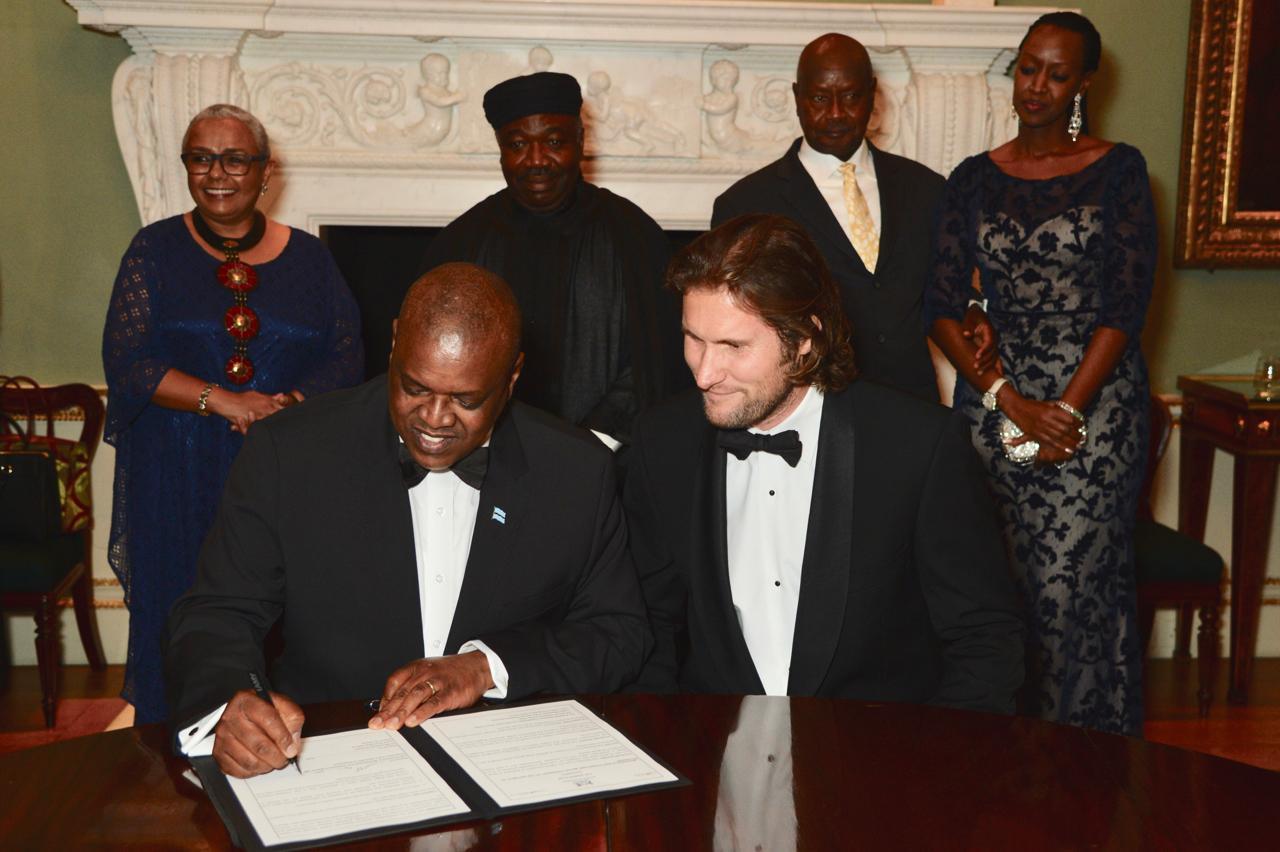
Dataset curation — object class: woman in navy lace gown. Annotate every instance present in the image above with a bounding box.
[926,14,1155,735]
[103,105,363,724]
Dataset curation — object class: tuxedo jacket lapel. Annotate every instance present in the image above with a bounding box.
[869,143,902,275]
[787,390,855,695]
[358,408,427,662]
[449,408,530,648]
[690,426,764,693]
[775,142,866,273]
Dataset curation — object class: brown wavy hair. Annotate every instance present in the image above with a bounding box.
[665,214,857,393]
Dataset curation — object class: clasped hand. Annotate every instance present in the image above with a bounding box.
[1003,396,1084,464]
[215,389,305,434]
[212,651,493,778]
[961,303,1001,375]
[958,307,1092,467]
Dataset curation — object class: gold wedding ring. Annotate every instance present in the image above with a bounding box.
[426,679,438,699]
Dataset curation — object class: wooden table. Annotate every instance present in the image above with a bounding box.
[1177,375,1280,704]
[2,693,1278,849]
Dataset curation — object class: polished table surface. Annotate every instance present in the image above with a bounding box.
[2,693,1278,850]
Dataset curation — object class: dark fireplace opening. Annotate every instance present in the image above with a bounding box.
[322,225,435,381]
[322,225,703,380]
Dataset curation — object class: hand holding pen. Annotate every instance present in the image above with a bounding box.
[210,676,306,779]
[249,672,302,775]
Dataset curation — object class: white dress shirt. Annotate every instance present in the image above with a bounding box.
[797,136,882,244]
[406,460,509,701]
[179,447,507,758]
[724,385,824,696]
[713,697,797,852]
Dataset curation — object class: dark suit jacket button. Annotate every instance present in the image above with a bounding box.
[877,334,886,344]
[873,281,881,289]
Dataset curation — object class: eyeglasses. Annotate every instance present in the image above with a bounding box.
[180,152,268,176]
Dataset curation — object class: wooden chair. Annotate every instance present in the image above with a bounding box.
[0,382,107,727]
[1135,394,1224,718]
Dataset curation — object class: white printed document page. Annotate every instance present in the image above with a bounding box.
[421,699,677,808]
[225,728,469,847]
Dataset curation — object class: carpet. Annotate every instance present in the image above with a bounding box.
[0,698,128,755]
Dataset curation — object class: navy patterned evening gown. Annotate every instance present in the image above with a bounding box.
[103,216,363,724]
[926,144,1156,735]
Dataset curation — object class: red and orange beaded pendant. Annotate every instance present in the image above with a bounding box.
[193,210,266,385]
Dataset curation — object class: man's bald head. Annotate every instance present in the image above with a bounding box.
[793,33,876,161]
[389,263,524,471]
[395,262,521,373]
[797,33,872,84]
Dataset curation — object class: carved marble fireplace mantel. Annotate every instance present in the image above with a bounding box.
[70,0,1056,231]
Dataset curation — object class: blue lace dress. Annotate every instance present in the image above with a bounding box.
[925,144,1156,735]
[103,215,364,724]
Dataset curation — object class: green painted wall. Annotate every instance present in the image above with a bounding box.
[0,2,135,383]
[2,1,1275,389]
[998,0,1279,387]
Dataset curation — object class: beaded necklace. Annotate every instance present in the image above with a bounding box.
[192,209,266,385]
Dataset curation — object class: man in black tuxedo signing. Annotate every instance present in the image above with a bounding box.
[625,215,1023,711]
[712,33,946,402]
[165,262,650,778]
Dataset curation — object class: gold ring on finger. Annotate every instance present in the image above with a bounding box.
[426,679,438,699]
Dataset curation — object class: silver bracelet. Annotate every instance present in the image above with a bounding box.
[1054,400,1084,422]
[1055,400,1088,446]
[197,383,218,416]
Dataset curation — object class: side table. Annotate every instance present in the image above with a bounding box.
[1177,375,1280,703]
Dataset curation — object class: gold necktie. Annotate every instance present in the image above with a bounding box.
[839,161,878,273]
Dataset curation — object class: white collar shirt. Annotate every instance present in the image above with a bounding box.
[797,136,881,243]
[407,464,480,658]
[405,443,508,699]
[724,385,824,696]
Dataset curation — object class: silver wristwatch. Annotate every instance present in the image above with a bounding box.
[982,377,1010,412]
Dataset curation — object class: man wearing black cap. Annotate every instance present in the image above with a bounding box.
[417,71,678,449]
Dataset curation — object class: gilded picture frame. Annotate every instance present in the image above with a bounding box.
[1175,0,1280,267]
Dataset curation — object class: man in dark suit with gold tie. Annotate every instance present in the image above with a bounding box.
[624,215,1023,711]
[711,33,946,402]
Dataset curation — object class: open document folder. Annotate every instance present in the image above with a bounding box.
[188,699,687,850]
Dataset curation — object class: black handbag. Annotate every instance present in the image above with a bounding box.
[0,411,62,541]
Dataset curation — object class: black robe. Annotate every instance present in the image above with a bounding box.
[419,181,678,443]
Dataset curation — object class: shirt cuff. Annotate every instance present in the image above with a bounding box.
[178,702,227,757]
[457,639,509,700]
[589,429,622,452]
[966,298,988,312]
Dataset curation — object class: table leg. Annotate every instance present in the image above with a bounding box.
[1178,431,1214,541]
[1227,456,1279,704]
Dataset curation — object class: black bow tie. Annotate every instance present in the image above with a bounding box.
[398,443,489,490]
[717,429,803,467]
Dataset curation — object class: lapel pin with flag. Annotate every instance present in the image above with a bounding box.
[491,506,507,525]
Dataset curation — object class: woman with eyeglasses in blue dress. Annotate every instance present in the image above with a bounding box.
[102,104,364,724]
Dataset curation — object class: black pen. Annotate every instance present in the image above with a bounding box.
[249,672,301,774]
